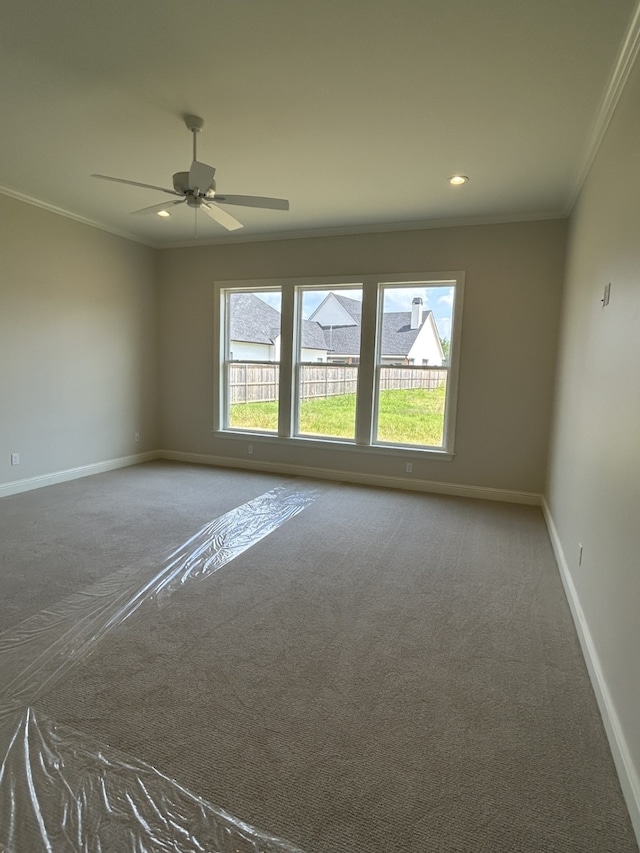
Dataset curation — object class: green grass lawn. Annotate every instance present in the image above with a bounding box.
[229,385,446,446]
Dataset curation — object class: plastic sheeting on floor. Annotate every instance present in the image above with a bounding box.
[0,708,306,853]
[0,483,317,853]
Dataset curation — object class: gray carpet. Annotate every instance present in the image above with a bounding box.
[0,462,292,633]
[1,462,637,852]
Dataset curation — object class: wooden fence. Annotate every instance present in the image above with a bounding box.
[299,365,358,400]
[229,363,447,404]
[228,363,280,404]
[378,365,446,392]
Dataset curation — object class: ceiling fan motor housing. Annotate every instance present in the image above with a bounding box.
[173,171,216,196]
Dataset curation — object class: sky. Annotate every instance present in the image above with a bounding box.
[255,285,454,341]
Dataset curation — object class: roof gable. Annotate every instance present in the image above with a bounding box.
[331,293,362,322]
[406,311,446,361]
[309,292,362,327]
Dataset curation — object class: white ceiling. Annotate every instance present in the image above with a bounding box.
[1,0,638,247]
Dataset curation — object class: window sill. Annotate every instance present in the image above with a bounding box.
[213,429,454,462]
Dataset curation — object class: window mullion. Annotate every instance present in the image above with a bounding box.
[354,281,378,445]
[278,283,295,437]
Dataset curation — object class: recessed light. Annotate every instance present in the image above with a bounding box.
[157,209,171,218]
[449,175,469,186]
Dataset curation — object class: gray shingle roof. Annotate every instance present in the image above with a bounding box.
[230,292,326,351]
[300,319,328,350]
[230,292,280,345]
[321,310,432,357]
[380,310,427,355]
[322,324,362,355]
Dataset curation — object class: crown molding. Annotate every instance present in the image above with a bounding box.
[1,181,564,252]
[159,209,566,250]
[565,0,640,215]
[0,185,159,248]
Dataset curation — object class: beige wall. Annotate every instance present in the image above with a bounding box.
[157,218,566,495]
[546,51,640,835]
[0,195,158,487]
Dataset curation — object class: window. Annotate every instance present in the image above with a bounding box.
[215,273,463,456]
[221,288,281,433]
[295,286,363,441]
[374,282,454,449]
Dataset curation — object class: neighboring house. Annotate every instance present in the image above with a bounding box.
[229,292,328,362]
[228,292,281,361]
[230,291,445,366]
[380,302,446,366]
[309,293,362,363]
[309,292,446,365]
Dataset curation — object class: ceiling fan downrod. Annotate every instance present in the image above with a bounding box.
[184,114,204,162]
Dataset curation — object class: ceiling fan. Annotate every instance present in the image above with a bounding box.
[92,115,289,232]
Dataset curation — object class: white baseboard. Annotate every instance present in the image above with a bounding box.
[159,449,542,505]
[0,451,160,499]
[542,499,640,844]
[1,447,541,506]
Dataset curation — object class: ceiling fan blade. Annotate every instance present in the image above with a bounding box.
[189,161,216,192]
[132,199,186,216]
[201,202,244,231]
[91,174,180,196]
[214,194,289,211]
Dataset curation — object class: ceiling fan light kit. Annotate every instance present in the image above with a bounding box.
[91,115,289,233]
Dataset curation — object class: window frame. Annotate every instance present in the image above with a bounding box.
[372,278,460,453]
[217,285,283,435]
[293,283,364,442]
[214,272,464,459]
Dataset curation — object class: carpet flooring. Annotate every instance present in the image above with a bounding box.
[0,462,637,852]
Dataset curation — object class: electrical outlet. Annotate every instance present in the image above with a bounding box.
[135,432,140,443]
[601,283,611,307]
[248,444,254,455]
[578,543,583,566]
[11,452,20,466]
[405,462,413,473]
